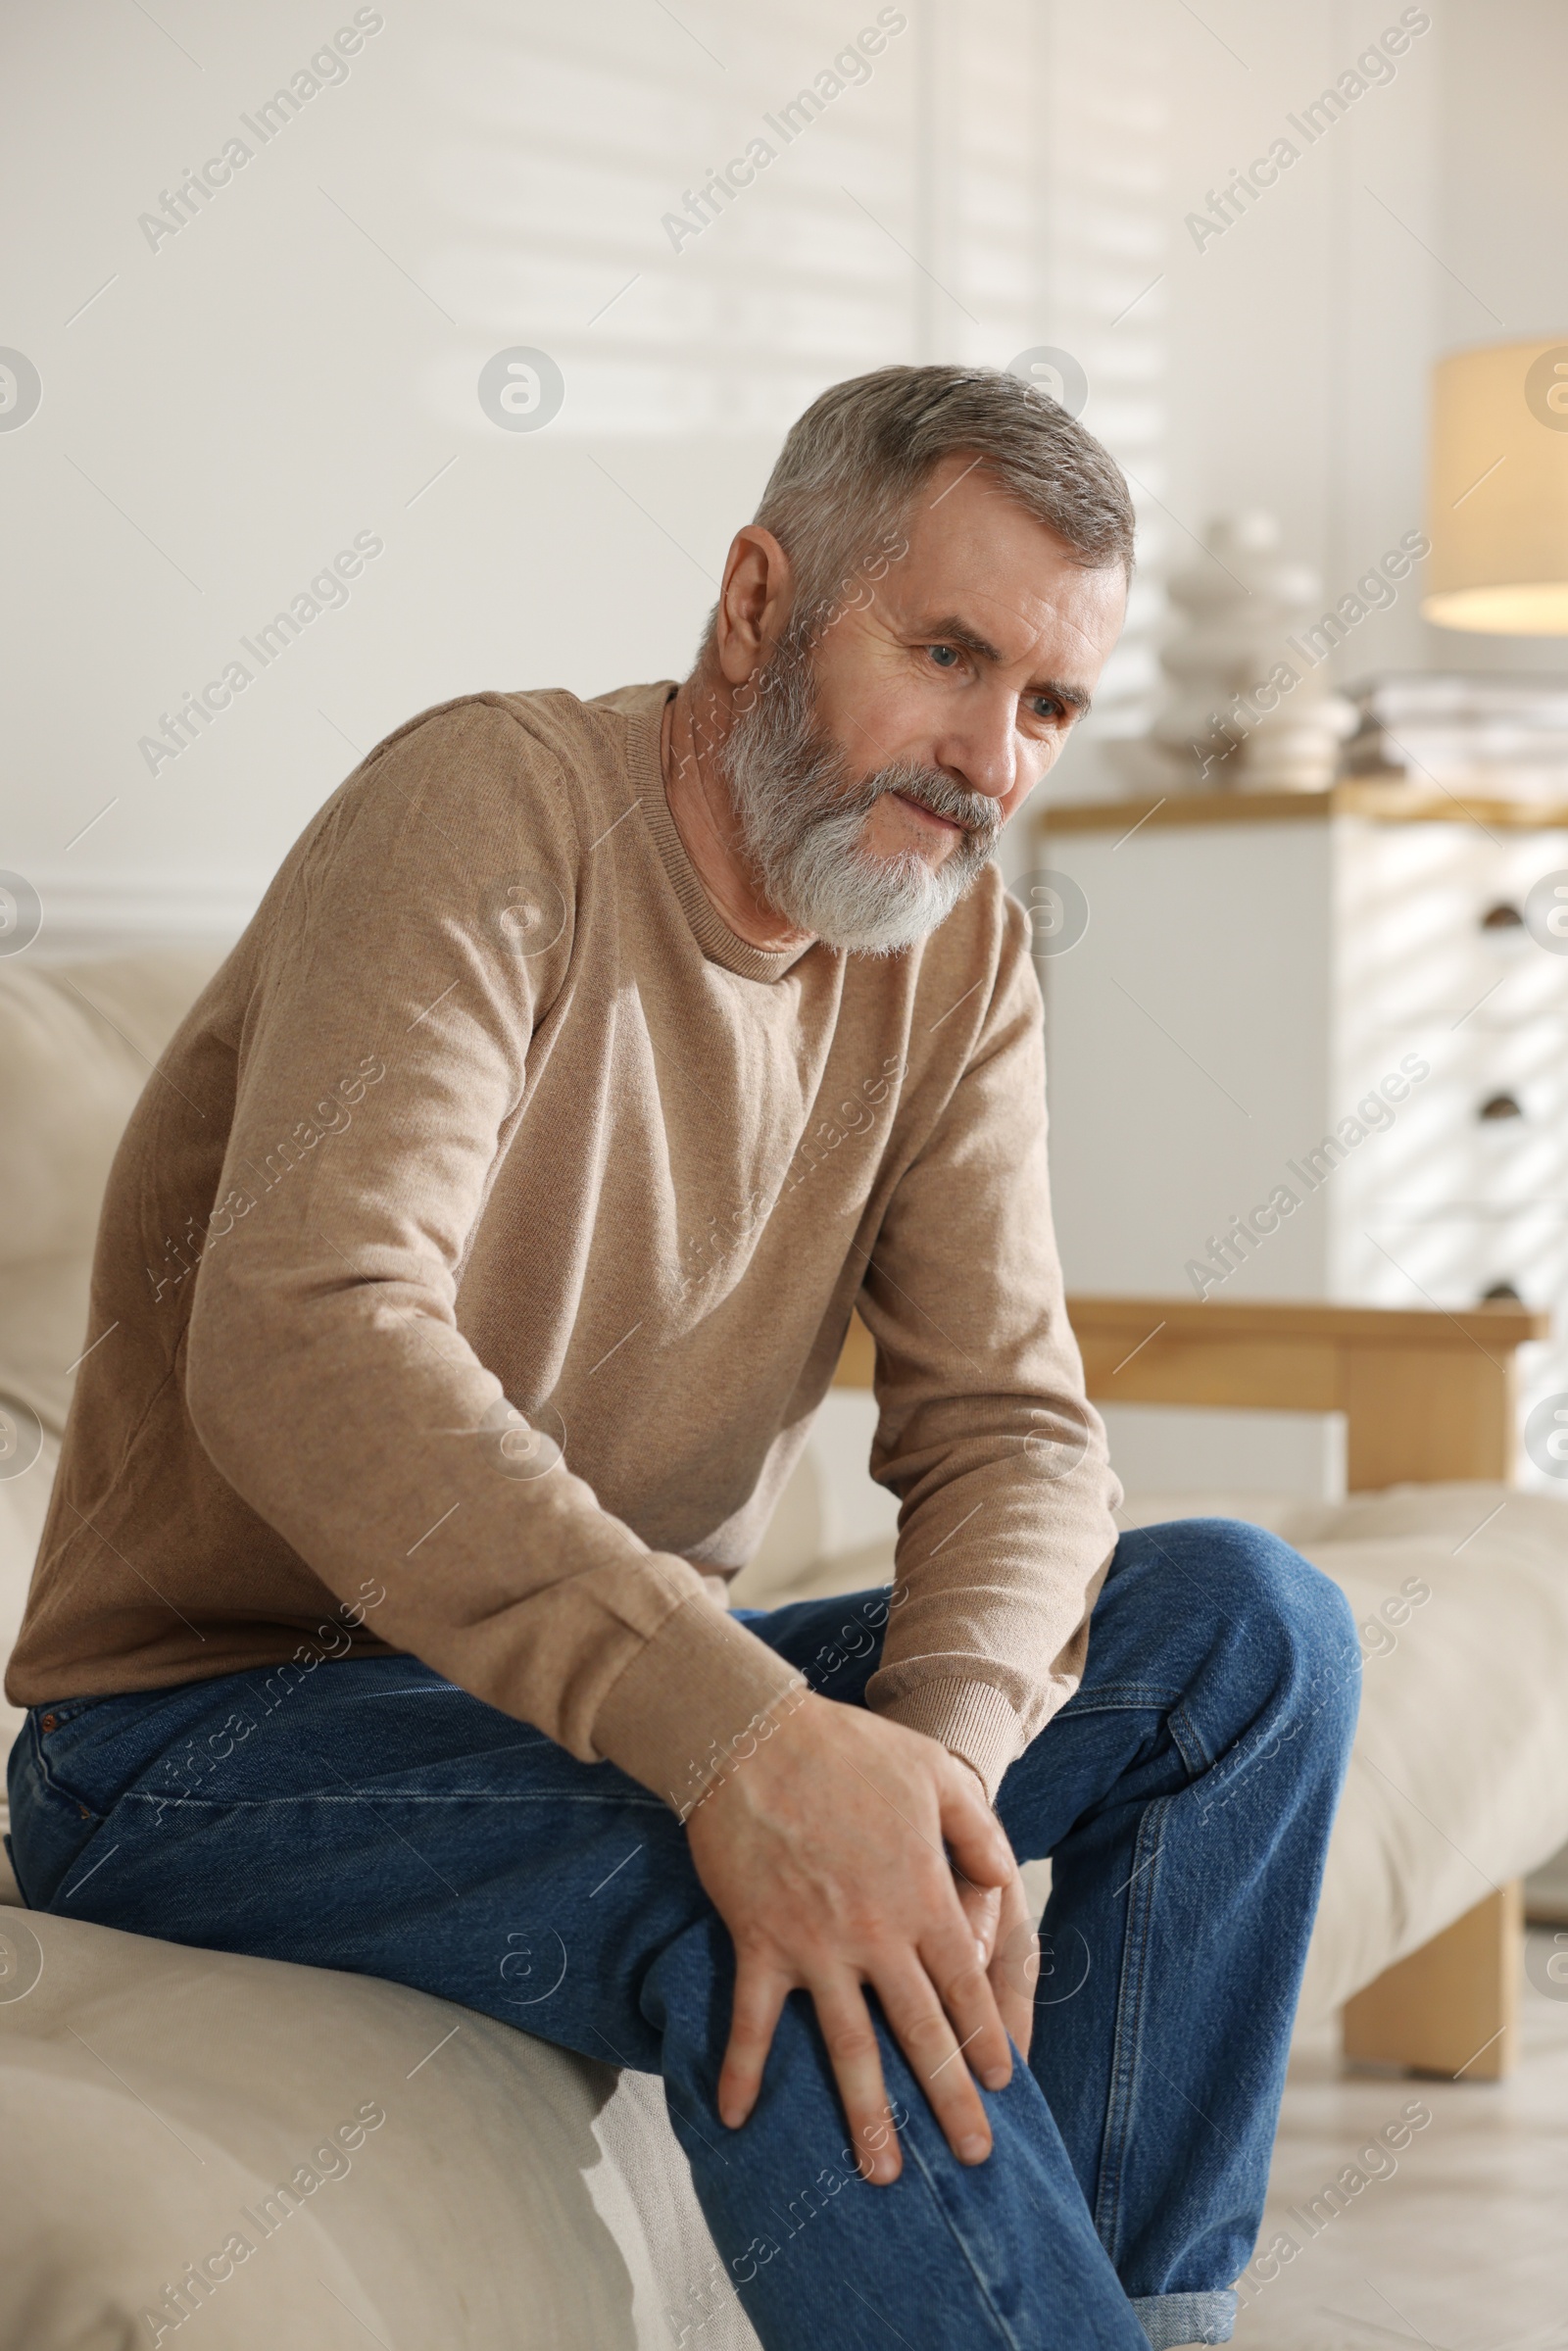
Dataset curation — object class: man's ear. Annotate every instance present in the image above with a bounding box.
[714,525,793,687]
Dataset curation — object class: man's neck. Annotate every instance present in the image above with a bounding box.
[660,677,816,956]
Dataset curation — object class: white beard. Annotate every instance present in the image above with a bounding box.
[718,643,1001,956]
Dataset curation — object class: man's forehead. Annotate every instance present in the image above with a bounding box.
[892,488,1121,652]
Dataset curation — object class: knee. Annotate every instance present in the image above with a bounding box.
[1133,1516,1361,1748]
[1222,1518,1359,1747]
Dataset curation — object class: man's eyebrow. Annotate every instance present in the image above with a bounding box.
[915,614,1094,715]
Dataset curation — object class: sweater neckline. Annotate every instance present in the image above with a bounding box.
[630,686,818,986]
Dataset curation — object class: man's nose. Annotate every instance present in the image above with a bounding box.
[938,707,1017,804]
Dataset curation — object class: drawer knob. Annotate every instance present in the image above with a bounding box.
[1482,1280,1525,1303]
[1481,902,1525,931]
[1479,1092,1525,1120]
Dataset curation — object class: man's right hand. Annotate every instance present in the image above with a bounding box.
[683,1690,1024,2183]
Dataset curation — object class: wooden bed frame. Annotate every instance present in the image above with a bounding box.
[835,1293,1548,2081]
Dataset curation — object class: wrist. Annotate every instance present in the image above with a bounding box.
[677,1675,815,1825]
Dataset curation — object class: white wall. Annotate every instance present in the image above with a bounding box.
[5,4,1565,920]
[0,0,1170,942]
[1156,0,1568,704]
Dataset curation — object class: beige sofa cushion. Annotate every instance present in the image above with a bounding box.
[0,951,223,1440]
[0,1431,56,1756]
[0,952,220,1759]
[0,1902,760,2351]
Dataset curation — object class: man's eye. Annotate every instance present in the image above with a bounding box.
[927,645,960,669]
[1030,695,1066,721]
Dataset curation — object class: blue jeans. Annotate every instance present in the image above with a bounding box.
[8,1519,1357,2351]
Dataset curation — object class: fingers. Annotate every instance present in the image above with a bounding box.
[870,1944,1004,2173]
[744,1915,1015,2182]
[718,1951,790,2129]
[939,1758,1014,1895]
[921,1905,1014,2094]
[809,1973,906,2182]
[955,1875,1004,1969]
[694,1709,1026,2182]
[730,1943,1004,2183]
[987,1871,1038,2062]
[956,1863,1035,2058]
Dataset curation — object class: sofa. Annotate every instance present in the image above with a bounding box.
[5,949,1568,2349]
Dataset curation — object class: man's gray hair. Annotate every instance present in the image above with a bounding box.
[747,363,1135,654]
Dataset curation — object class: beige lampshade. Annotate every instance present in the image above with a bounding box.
[1424,338,1568,633]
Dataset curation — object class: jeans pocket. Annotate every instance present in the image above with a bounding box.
[8,1717,108,1910]
[21,1700,120,1824]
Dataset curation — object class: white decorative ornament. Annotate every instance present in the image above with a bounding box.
[1115,512,1355,793]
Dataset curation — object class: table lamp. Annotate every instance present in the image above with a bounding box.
[1424,337,1568,633]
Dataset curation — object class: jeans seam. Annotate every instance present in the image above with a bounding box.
[900,2129,1032,2350]
[1092,1789,1169,2264]
[1166,1702,1214,1780]
[1061,1683,1186,1715]
[116,1790,669,1810]
[21,1715,105,1823]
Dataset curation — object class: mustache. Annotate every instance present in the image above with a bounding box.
[716,633,1004,953]
[858,759,1002,851]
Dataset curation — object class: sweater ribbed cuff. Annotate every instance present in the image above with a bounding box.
[590,1591,808,1817]
[874,1677,1021,1805]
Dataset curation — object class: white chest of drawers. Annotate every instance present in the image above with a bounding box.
[1036,785,1568,1474]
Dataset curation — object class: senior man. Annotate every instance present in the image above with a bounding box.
[9,365,1356,2351]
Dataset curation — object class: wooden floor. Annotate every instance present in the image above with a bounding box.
[1244,1931,1568,2349]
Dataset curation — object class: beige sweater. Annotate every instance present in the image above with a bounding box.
[9,684,1120,1806]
